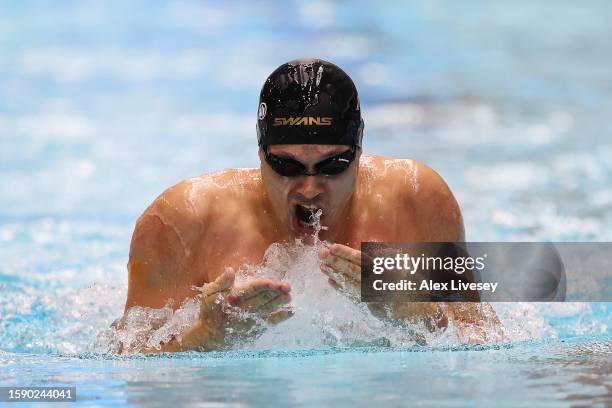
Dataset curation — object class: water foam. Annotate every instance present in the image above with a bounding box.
[90,211,564,354]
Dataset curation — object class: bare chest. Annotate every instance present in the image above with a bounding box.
[340,205,423,249]
[186,194,423,286]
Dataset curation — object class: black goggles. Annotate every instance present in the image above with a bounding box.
[263,146,357,177]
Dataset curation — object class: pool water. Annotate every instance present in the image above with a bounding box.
[1,0,611,406]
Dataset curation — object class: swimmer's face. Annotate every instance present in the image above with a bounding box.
[259,144,360,239]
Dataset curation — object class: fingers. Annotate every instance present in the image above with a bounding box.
[256,292,291,314]
[228,279,292,325]
[320,264,360,300]
[230,288,280,310]
[201,267,236,297]
[329,244,362,265]
[327,277,340,290]
[225,278,293,326]
[319,246,361,283]
[200,268,237,318]
[320,263,342,282]
[265,307,295,325]
[226,293,292,333]
[199,272,294,348]
[225,289,292,335]
[231,278,290,298]
[227,279,290,306]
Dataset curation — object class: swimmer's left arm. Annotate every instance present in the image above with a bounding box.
[319,241,504,342]
[318,243,450,331]
[317,162,466,330]
[319,243,505,343]
[408,160,465,242]
[406,163,506,341]
[320,162,504,342]
[318,243,361,300]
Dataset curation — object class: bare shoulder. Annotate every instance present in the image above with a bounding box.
[126,168,260,309]
[359,155,446,199]
[409,160,464,241]
[359,155,464,241]
[135,168,261,237]
[135,175,211,243]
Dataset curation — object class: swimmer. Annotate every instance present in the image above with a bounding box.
[120,58,503,352]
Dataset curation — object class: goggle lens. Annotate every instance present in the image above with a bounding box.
[264,147,356,177]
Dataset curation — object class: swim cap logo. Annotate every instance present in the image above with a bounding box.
[258,103,267,120]
[272,117,333,126]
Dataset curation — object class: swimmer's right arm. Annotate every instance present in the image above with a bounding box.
[139,270,293,353]
[122,183,292,353]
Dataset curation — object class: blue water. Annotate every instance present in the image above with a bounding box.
[1,0,611,406]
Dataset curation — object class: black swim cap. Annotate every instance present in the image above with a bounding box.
[257,58,364,147]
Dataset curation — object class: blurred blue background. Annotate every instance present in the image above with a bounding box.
[2,0,611,224]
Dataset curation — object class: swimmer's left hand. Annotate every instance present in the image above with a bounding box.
[317,243,363,300]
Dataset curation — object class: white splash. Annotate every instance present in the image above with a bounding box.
[235,239,419,349]
[91,213,563,353]
[91,298,200,354]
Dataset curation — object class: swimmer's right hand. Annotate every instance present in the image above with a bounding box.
[184,268,293,351]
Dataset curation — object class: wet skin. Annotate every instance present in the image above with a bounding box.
[123,145,503,352]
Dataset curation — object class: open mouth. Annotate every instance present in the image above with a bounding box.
[295,204,320,226]
[291,204,327,236]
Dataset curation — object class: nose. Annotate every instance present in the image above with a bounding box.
[295,175,324,200]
